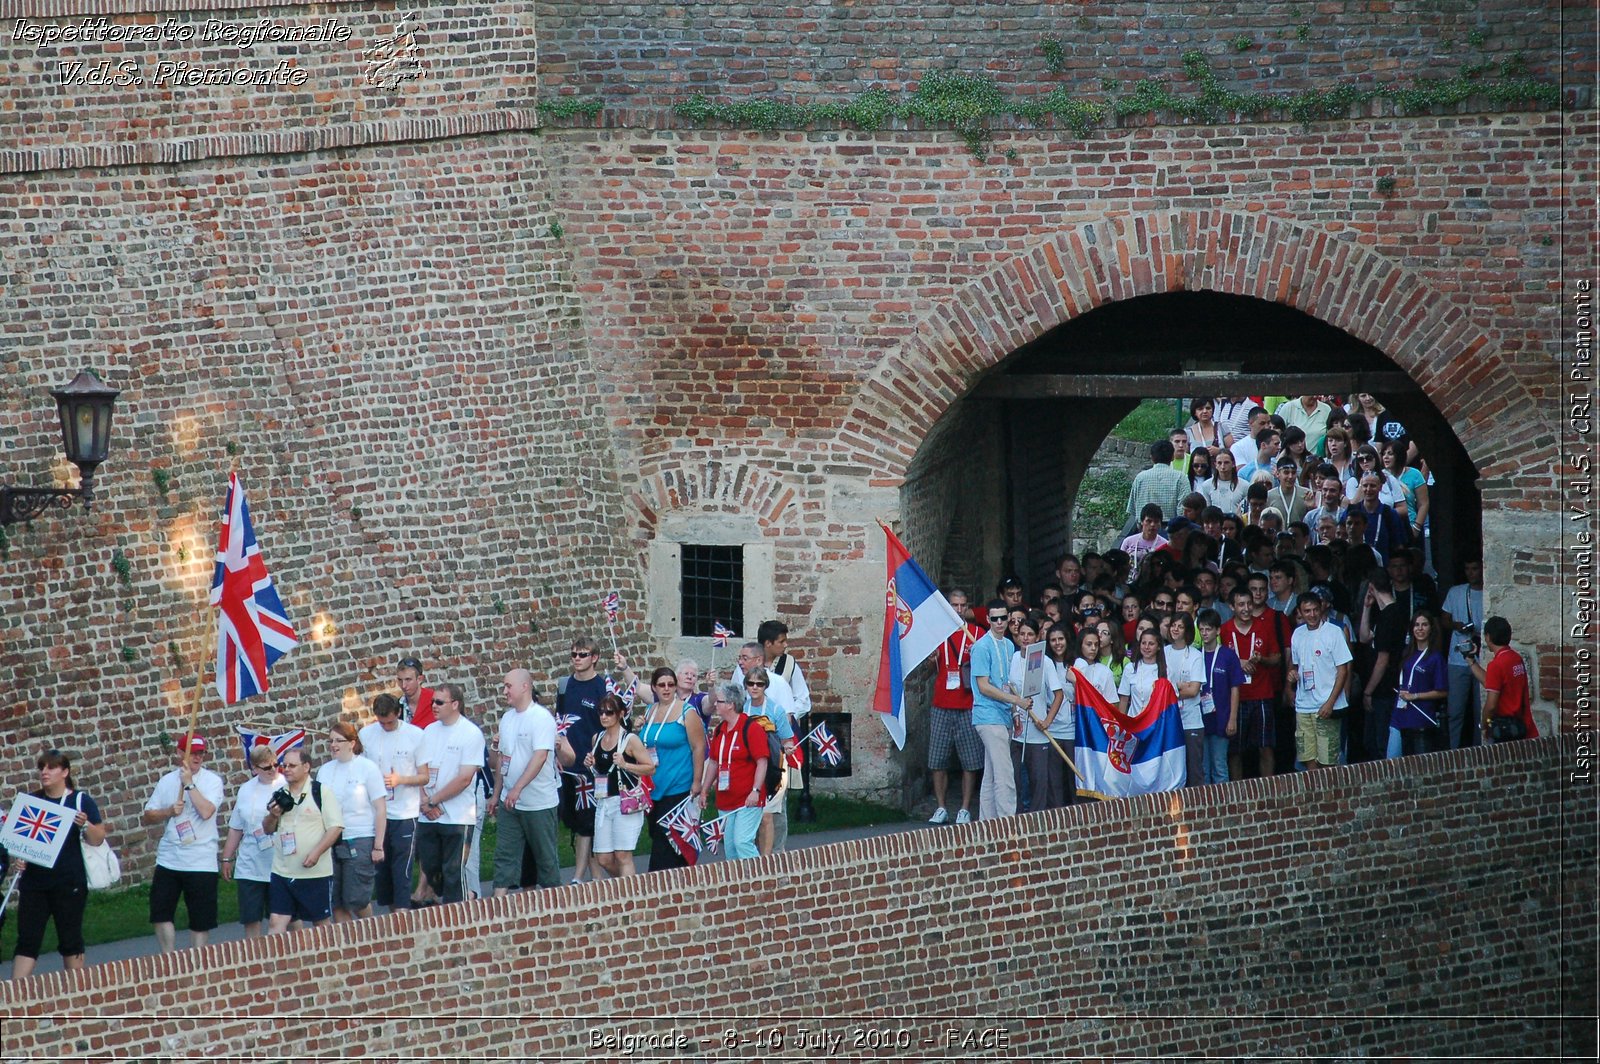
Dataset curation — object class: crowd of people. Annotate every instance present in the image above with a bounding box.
[4,624,814,978]
[3,394,1543,977]
[923,393,1539,824]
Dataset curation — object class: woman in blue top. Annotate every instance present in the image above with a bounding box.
[633,667,706,871]
[1394,611,1449,757]
[11,749,108,980]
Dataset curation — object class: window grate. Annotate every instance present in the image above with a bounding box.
[681,545,743,638]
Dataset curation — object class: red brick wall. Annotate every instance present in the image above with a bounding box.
[1,740,1592,1058]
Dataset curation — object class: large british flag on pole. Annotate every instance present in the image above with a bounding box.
[210,472,298,704]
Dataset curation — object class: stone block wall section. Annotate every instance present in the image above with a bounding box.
[2,1,542,169]
[534,0,1586,119]
[2,739,1593,1059]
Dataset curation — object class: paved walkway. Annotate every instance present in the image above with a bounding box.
[22,818,931,975]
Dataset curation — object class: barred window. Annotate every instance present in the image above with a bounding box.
[680,545,743,637]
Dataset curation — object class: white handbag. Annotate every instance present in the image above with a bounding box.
[74,791,121,890]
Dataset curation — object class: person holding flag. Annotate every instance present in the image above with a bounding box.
[698,682,768,860]
[872,522,966,752]
[141,735,225,953]
[9,750,108,981]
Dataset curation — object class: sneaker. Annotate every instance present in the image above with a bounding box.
[955,809,972,825]
[927,807,949,825]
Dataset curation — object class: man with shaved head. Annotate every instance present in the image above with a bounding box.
[490,668,560,894]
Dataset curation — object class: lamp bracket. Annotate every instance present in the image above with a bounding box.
[0,485,85,527]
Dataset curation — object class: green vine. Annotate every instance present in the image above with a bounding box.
[110,548,133,586]
[0,526,9,561]
[1040,34,1066,74]
[151,467,170,495]
[121,645,137,664]
[671,47,1559,159]
[537,96,605,121]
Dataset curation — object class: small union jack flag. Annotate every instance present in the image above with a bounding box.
[569,773,595,810]
[237,726,307,769]
[555,712,578,737]
[712,621,733,648]
[603,591,621,622]
[700,814,727,854]
[809,722,843,767]
[16,803,63,844]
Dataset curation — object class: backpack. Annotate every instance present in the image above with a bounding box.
[742,715,784,796]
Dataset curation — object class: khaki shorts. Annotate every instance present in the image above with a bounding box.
[1295,713,1341,766]
[764,765,790,813]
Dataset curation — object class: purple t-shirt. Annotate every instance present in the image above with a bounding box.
[1200,644,1248,738]
[1393,650,1448,730]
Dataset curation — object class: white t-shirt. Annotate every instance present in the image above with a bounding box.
[418,716,487,825]
[1073,657,1120,706]
[316,755,386,839]
[1164,645,1205,731]
[1117,660,1164,716]
[226,773,284,883]
[358,719,425,820]
[1290,622,1353,714]
[1046,659,1075,741]
[1010,650,1062,745]
[499,702,559,812]
[145,766,226,872]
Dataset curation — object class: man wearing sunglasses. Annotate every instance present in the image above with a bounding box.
[554,637,606,885]
[971,599,1030,820]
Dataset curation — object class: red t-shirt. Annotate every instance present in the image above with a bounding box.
[1222,616,1282,702]
[711,714,766,812]
[1484,647,1538,738]
[931,624,983,710]
[410,687,437,730]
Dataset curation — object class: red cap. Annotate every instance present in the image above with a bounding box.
[180,735,206,752]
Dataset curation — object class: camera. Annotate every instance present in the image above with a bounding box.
[269,788,296,816]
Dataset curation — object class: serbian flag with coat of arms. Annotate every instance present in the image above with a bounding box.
[1072,668,1186,799]
[872,522,963,750]
[211,472,299,704]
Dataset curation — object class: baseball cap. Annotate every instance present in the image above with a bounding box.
[1166,517,1196,534]
[180,735,206,752]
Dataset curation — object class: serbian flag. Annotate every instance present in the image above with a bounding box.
[872,522,963,750]
[1072,668,1186,799]
[210,472,298,704]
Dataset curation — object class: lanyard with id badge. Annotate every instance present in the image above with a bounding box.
[941,630,971,691]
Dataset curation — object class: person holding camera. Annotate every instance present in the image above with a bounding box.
[261,747,344,933]
[1441,559,1485,748]
[1468,616,1539,744]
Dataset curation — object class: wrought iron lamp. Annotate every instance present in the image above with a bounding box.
[1,371,120,526]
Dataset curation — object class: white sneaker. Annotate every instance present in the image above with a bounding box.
[927,807,949,824]
[955,809,972,825]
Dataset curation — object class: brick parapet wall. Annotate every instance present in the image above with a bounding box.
[1,738,1592,1058]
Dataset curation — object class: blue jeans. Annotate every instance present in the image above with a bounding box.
[1203,735,1230,784]
[722,806,763,860]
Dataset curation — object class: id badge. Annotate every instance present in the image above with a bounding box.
[594,776,610,800]
[428,767,440,791]
[718,769,730,790]
[174,818,196,845]
[252,827,274,851]
[280,832,298,856]
[945,670,962,690]
[500,754,511,777]
[1199,688,1216,715]
[1301,669,1315,690]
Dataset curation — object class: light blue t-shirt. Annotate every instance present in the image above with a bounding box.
[744,699,794,741]
[970,632,1015,728]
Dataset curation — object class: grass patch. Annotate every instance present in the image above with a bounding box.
[1109,398,1184,442]
[2,793,911,958]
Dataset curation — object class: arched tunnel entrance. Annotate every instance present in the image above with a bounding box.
[902,291,1481,603]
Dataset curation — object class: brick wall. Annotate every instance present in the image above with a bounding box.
[1,739,1592,1058]
[536,0,1584,118]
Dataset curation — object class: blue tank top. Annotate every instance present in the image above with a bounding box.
[641,701,694,795]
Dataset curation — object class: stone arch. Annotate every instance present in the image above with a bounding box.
[632,459,800,538]
[840,209,1537,486]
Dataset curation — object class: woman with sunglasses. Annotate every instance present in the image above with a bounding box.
[635,667,707,871]
[317,722,387,921]
[584,694,651,878]
[9,750,107,980]
[1187,447,1214,490]
[699,681,769,859]
[221,744,286,938]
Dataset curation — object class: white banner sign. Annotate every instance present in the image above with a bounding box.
[1021,640,1047,699]
[1,793,73,869]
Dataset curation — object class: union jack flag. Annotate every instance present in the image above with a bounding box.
[555,712,578,737]
[567,772,595,810]
[16,803,63,844]
[785,745,804,770]
[210,472,298,704]
[809,721,843,767]
[658,797,703,865]
[236,725,307,768]
[699,813,726,855]
[712,621,733,648]
[604,676,638,709]
[603,591,621,622]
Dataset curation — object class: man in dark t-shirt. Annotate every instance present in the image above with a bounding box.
[1358,571,1411,761]
[555,637,606,885]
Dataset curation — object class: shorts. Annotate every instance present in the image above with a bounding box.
[593,797,645,855]
[331,837,377,911]
[1230,699,1277,753]
[269,873,334,924]
[764,765,789,814]
[558,778,596,838]
[1295,713,1342,765]
[927,707,983,772]
[236,878,270,925]
[149,865,220,932]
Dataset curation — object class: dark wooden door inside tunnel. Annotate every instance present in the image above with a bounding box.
[901,291,1483,602]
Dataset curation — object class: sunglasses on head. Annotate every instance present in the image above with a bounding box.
[398,657,422,670]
